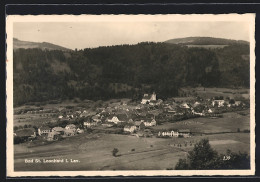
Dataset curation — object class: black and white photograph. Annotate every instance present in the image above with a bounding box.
[6,14,255,176]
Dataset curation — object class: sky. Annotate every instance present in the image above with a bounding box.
[13,21,250,50]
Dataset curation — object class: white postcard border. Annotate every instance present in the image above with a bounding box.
[6,14,256,177]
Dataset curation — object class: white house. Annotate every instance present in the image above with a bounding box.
[124,125,137,133]
[38,126,51,136]
[107,116,120,124]
[84,121,97,128]
[143,118,156,127]
[107,114,127,124]
[212,100,225,107]
[180,103,190,109]
[141,92,156,104]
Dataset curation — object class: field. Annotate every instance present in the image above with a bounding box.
[195,87,249,99]
[186,45,229,49]
[14,110,250,171]
[153,110,250,133]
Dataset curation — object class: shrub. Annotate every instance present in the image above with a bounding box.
[14,136,23,144]
[112,148,119,157]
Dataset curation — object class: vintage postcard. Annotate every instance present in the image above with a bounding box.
[6,14,255,176]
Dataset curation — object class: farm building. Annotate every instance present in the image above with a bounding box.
[124,125,137,133]
[158,130,179,137]
[38,126,51,136]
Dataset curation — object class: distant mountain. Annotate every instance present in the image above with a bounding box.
[164,37,249,46]
[13,38,72,51]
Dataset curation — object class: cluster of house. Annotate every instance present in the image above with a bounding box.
[14,92,247,143]
[38,124,84,141]
[211,99,244,108]
[160,95,246,118]
[83,112,157,134]
[14,124,84,142]
[157,129,191,138]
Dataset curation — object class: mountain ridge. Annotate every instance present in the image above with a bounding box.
[13,38,72,51]
[164,37,249,45]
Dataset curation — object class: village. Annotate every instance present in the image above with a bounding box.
[13,90,249,144]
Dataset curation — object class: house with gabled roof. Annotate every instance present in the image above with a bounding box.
[38,126,51,136]
[108,114,128,124]
[143,118,156,127]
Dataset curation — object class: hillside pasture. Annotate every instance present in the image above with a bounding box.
[186,45,228,49]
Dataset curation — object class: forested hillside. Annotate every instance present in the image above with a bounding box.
[13,41,250,106]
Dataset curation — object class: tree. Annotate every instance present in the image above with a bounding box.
[14,126,18,131]
[175,159,189,170]
[229,99,235,105]
[112,148,119,157]
[188,139,218,169]
[175,139,250,170]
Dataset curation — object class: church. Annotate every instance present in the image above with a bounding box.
[141,92,156,104]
